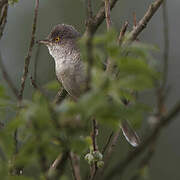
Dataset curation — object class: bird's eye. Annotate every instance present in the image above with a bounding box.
[55,36,60,43]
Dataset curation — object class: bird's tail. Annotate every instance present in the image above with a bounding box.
[121,120,141,147]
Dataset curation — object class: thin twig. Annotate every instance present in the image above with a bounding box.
[127,0,164,42]
[102,131,114,155]
[19,0,39,100]
[0,52,19,99]
[48,153,62,173]
[133,12,137,28]
[87,0,93,19]
[96,130,120,179]
[69,152,81,180]
[84,0,119,35]
[0,2,8,39]
[48,151,69,179]
[105,99,180,180]
[89,119,99,180]
[92,119,98,152]
[105,0,112,30]
[118,21,128,45]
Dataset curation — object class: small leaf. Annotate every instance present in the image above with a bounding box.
[44,80,61,91]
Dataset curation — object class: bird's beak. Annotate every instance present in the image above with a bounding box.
[37,39,51,45]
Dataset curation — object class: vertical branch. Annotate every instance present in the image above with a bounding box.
[92,119,98,152]
[105,0,112,30]
[87,0,93,20]
[19,0,39,100]
[90,119,99,180]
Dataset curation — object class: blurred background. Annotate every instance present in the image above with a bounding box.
[0,0,180,179]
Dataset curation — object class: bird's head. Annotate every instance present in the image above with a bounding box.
[38,24,80,59]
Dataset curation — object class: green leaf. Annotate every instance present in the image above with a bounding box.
[44,80,61,91]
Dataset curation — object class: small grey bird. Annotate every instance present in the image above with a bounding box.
[39,24,140,147]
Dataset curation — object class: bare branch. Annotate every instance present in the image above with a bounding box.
[86,0,93,20]
[102,131,114,155]
[0,0,8,10]
[48,151,69,179]
[85,0,119,35]
[69,152,81,180]
[133,12,137,28]
[118,21,128,45]
[0,52,19,99]
[105,99,180,180]
[0,2,8,39]
[96,130,120,179]
[105,0,112,30]
[128,0,164,42]
[92,119,98,152]
[19,0,39,100]
[89,119,99,180]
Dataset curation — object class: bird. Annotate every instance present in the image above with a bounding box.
[39,24,140,147]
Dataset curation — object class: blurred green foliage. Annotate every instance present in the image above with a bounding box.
[8,0,19,5]
[0,29,159,179]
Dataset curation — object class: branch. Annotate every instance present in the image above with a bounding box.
[118,21,128,45]
[48,151,69,179]
[105,0,112,30]
[19,0,39,100]
[90,119,99,180]
[128,0,164,42]
[86,0,93,20]
[95,130,120,179]
[105,100,180,180]
[84,0,119,35]
[101,131,114,155]
[0,52,19,99]
[69,152,81,180]
[0,2,8,39]
[0,0,8,10]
